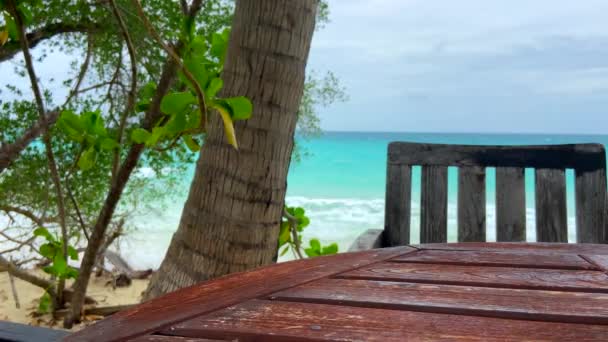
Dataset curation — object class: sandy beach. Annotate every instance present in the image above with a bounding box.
[0,269,148,330]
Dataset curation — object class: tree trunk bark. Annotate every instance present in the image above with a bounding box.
[144,0,318,300]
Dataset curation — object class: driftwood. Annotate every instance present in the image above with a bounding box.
[0,256,96,304]
[55,304,136,318]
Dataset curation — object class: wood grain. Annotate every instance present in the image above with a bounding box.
[388,142,605,170]
[339,262,608,292]
[582,254,608,273]
[65,247,415,342]
[576,168,607,243]
[496,167,526,242]
[415,242,608,255]
[535,169,568,242]
[458,166,486,242]
[128,335,224,341]
[163,299,608,341]
[268,278,608,324]
[390,249,595,270]
[384,163,411,246]
[420,166,448,243]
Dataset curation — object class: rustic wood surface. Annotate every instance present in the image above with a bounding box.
[495,167,527,242]
[576,168,608,243]
[383,142,607,246]
[457,166,486,242]
[161,300,608,342]
[535,168,568,242]
[384,164,411,246]
[69,243,608,342]
[420,166,448,243]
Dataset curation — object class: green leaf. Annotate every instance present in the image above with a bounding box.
[165,111,187,135]
[67,246,79,260]
[100,137,119,151]
[298,216,310,230]
[53,252,67,277]
[304,247,319,258]
[294,207,305,218]
[161,92,196,115]
[58,110,85,142]
[65,267,79,279]
[186,109,201,130]
[321,243,339,255]
[210,28,230,65]
[147,126,166,147]
[33,227,53,241]
[38,292,51,314]
[131,128,151,144]
[224,96,253,120]
[42,265,54,276]
[17,3,33,25]
[140,82,157,99]
[182,135,200,152]
[4,13,17,41]
[279,246,290,257]
[278,222,291,246]
[205,78,223,100]
[309,238,321,252]
[183,57,208,90]
[189,35,207,56]
[78,147,97,171]
[39,243,55,259]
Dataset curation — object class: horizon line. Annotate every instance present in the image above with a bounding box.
[313,130,608,136]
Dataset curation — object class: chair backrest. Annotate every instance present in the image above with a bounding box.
[384,142,607,246]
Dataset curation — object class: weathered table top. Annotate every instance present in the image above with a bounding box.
[68,243,608,341]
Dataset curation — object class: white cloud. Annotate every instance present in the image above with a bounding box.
[309,0,608,133]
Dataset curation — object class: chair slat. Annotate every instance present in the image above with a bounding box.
[421,166,448,243]
[496,167,526,242]
[535,169,567,242]
[576,168,607,243]
[384,164,411,246]
[458,166,486,242]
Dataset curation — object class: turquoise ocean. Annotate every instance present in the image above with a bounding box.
[121,132,608,269]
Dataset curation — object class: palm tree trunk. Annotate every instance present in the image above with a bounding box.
[144,0,319,299]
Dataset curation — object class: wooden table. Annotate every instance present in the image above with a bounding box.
[68,243,608,341]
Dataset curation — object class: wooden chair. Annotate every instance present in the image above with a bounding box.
[351,142,607,250]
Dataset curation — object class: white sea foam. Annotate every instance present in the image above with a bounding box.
[3,196,579,269]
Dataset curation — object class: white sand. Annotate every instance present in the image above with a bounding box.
[0,269,148,330]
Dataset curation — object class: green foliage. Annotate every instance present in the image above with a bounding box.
[38,291,51,314]
[304,238,339,258]
[33,227,79,280]
[279,206,338,259]
[129,27,252,150]
[57,110,119,170]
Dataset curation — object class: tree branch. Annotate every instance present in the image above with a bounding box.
[0,22,99,63]
[65,0,207,328]
[10,0,70,308]
[110,0,138,180]
[0,110,60,173]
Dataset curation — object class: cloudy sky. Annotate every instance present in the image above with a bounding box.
[307,0,608,133]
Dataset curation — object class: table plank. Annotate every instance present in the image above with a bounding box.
[339,262,608,292]
[66,247,415,342]
[163,299,608,341]
[582,254,608,273]
[268,278,608,324]
[128,336,224,341]
[416,242,608,254]
[391,249,595,269]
